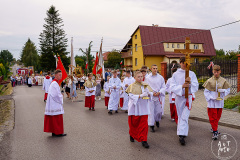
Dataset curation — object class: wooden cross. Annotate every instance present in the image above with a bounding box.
[174,37,201,98]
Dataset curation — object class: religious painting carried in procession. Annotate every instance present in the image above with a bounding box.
[28,66,34,76]
[73,64,83,77]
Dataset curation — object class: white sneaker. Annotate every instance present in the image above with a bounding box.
[171,119,175,122]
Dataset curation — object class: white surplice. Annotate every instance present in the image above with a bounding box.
[45,81,64,115]
[42,77,53,93]
[166,77,176,103]
[121,76,135,111]
[108,77,121,111]
[128,85,151,116]
[145,73,166,126]
[170,68,199,136]
[204,86,230,109]
[103,81,110,97]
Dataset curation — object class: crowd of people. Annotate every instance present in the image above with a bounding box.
[41,57,230,149]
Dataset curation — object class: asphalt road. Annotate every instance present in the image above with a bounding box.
[1,85,240,160]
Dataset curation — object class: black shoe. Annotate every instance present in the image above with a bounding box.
[125,110,128,113]
[179,136,185,145]
[89,108,92,110]
[44,100,46,102]
[130,136,134,142]
[115,110,118,113]
[52,133,67,137]
[212,131,218,140]
[92,108,95,111]
[156,121,159,128]
[142,141,149,148]
[150,126,155,132]
[108,110,112,114]
[56,133,67,137]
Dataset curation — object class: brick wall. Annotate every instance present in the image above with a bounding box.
[238,55,240,92]
[161,62,167,82]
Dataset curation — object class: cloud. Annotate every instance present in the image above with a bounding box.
[0,0,240,59]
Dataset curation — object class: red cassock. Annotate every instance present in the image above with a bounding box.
[170,101,178,124]
[119,98,124,108]
[44,114,64,135]
[105,97,109,107]
[85,95,95,108]
[44,93,48,101]
[128,115,148,142]
[207,108,222,131]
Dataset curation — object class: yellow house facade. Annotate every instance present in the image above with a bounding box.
[121,25,216,72]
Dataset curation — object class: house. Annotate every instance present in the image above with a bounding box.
[121,25,216,71]
[102,52,110,62]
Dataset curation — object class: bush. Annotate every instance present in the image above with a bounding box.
[224,94,240,109]
[198,78,208,89]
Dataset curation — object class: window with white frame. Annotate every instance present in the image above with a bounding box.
[166,43,169,48]
[194,44,199,49]
[172,43,175,48]
[177,44,180,48]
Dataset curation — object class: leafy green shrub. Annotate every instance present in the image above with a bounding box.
[198,78,208,89]
[224,94,240,109]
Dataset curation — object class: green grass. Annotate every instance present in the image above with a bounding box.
[0,100,11,126]
[224,94,240,109]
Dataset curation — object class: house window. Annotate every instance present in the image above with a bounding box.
[177,44,180,48]
[130,50,132,55]
[135,58,138,66]
[184,44,186,49]
[172,43,175,48]
[135,35,137,39]
[135,44,137,52]
[194,44,199,49]
[166,43,169,48]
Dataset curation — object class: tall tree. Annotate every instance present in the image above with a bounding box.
[105,50,123,68]
[79,41,93,73]
[215,49,225,57]
[20,38,40,71]
[0,50,13,65]
[39,5,69,71]
[75,55,94,74]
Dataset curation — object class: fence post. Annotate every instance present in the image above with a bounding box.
[161,62,167,82]
[238,54,240,92]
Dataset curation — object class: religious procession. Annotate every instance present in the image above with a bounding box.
[42,54,230,149]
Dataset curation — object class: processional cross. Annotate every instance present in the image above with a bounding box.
[174,37,201,98]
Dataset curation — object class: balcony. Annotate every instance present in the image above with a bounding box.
[121,50,132,58]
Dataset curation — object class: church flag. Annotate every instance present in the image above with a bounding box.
[56,55,68,85]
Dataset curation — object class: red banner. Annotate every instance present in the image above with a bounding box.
[56,56,68,85]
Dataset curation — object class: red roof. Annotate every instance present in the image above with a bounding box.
[135,25,216,57]
[103,52,110,61]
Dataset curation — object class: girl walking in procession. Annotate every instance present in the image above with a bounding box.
[84,73,97,111]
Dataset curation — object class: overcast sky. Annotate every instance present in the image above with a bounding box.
[0,0,240,59]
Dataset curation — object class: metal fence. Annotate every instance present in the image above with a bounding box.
[167,58,238,95]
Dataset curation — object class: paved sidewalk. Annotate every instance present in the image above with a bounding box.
[77,89,240,129]
[164,90,240,129]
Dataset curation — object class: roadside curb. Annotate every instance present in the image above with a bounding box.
[189,116,240,130]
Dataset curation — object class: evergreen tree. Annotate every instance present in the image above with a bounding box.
[20,38,40,71]
[39,5,69,71]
